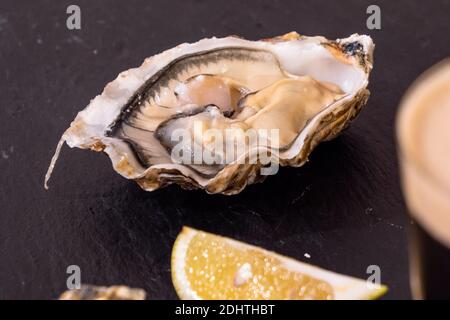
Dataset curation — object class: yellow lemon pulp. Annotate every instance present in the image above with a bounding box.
[172,227,388,300]
[184,231,333,300]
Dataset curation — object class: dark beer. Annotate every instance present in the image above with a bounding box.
[409,222,450,299]
[398,59,450,299]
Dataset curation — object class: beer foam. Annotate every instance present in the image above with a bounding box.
[398,59,450,247]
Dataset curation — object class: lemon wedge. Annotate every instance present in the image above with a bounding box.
[172,227,387,300]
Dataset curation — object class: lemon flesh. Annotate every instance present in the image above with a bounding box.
[172,227,387,300]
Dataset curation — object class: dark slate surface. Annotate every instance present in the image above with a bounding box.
[1,0,449,300]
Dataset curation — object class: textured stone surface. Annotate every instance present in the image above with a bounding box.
[1,0,449,299]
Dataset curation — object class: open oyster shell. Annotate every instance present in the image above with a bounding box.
[46,32,374,195]
[59,285,146,300]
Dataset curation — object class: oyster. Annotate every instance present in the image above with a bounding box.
[59,285,146,300]
[46,32,374,195]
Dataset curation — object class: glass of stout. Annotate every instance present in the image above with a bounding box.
[397,59,450,300]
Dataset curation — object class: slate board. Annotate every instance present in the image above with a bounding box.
[1,0,449,299]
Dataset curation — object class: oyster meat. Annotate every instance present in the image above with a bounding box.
[46,32,374,195]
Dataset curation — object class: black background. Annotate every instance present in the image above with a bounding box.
[0,0,449,300]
